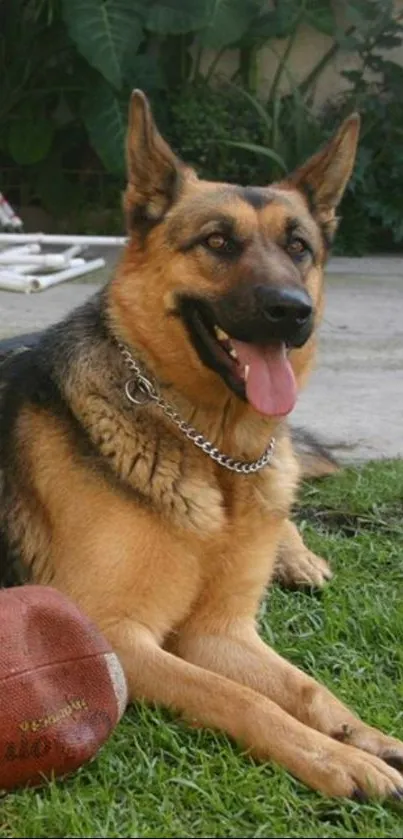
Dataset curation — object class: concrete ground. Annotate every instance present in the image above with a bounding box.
[0,253,402,465]
[292,268,403,464]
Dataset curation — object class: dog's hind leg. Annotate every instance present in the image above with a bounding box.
[273,426,339,590]
[106,619,403,799]
[273,519,332,590]
[290,425,340,480]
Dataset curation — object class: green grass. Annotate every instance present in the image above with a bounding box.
[1,459,403,838]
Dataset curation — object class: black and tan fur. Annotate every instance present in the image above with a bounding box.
[0,332,335,590]
[0,91,402,798]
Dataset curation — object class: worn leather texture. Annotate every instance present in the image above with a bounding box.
[0,585,127,790]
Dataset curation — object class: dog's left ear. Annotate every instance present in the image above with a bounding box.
[283,113,360,241]
[123,89,183,231]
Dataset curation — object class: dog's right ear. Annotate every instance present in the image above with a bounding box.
[123,90,183,232]
[283,114,360,245]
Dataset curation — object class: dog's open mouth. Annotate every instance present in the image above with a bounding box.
[179,300,297,417]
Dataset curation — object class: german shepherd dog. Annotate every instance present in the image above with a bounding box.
[1,92,402,799]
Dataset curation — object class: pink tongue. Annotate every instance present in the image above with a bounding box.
[231,340,297,417]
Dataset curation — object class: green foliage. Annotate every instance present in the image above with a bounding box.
[1,0,403,254]
[159,83,271,184]
[83,81,127,175]
[146,0,210,35]
[62,0,144,89]
[214,82,325,182]
[331,96,403,256]
[320,0,403,254]
[8,108,54,166]
[198,0,263,50]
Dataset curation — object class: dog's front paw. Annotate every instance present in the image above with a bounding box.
[333,723,403,773]
[312,742,403,799]
[274,545,333,590]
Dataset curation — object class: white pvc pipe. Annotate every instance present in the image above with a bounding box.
[0,233,127,247]
[0,271,35,291]
[0,243,41,257]
[6,257,86,276]
[29,257,106,291]
[0,253,72,267]
[6,264,40,276]
[0,245,83,274]
[0,258,105,292]
[62,244,83,260]
[0,257,105,293]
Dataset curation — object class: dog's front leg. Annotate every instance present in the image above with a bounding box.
[176,622,403,778]
[106,620,403,799]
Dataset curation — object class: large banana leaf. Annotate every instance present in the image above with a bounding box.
[63,0,144,90]
[146,0,209,35]
[304,0,336,36]
[83,80,126,174]
[198,0,260,49]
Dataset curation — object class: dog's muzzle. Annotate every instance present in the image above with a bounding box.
[213,283,314,349]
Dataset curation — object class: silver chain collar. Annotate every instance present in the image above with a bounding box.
[118,343,276,475]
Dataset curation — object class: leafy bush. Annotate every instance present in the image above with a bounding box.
[322,4,403,254]
[159,83,275,185]
[1,0,403,254]
[327,91,403,256]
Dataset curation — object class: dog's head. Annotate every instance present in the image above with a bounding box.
[111,90,359,418]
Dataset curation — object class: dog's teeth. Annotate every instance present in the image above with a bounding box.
[214,325,229,342]
[228,346,238,360]
[244,364,250,381]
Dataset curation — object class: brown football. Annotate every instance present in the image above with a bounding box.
[0,585,128,792]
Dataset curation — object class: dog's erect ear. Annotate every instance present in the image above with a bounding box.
[123,89,183,231]
[283,113,360,242]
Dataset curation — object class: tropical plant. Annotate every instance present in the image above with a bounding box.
[1,0,403,253]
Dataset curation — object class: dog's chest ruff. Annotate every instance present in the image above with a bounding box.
[85,389,289,537]
[118,342,276,475]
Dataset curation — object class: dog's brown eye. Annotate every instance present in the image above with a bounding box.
[206,233,227,250]
[203,231,240,258]
[287,237,308,257]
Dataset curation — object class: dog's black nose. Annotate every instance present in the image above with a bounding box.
[255,286,313,346]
